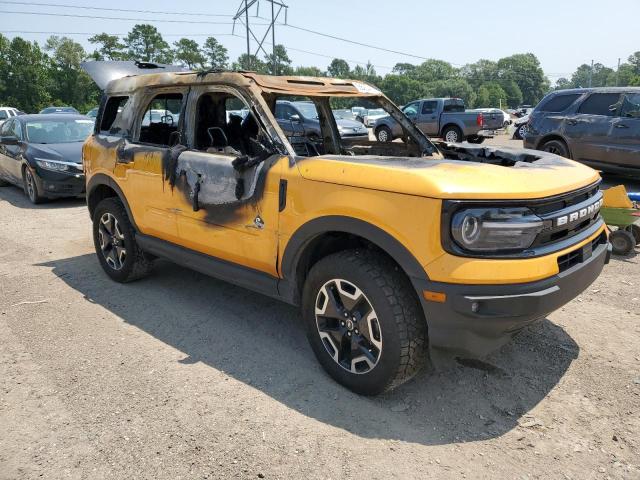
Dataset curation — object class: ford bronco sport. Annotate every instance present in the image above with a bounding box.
[82,61,610,395]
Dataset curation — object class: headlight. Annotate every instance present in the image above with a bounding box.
[451,207,544,252]
[34,158,77,172]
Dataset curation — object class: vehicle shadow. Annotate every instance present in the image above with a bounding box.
[38,253,579,446]
[0,184,85,209]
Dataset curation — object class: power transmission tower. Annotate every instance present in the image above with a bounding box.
[233,0,289,73]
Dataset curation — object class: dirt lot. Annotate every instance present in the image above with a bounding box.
[1,135,639,479]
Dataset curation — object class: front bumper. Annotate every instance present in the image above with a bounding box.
[414,239,611,357]
[33,167,85,198]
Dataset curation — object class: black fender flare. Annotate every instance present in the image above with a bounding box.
[279,216,428,301]
[86,173,139,230]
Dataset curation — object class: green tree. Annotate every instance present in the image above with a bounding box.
[264,44,292,75]
[327,58,350,78]
[45,36,98,112]
[412,59,458,83]
[88,33,125,60]
[0,36,51,112]
[425,78,476,106]
[475,81,507,108]
[173,38,205,69]
[554,77,571,90]
[570,63,613,88]
[496,53,549,105]
[124,24,172,63]
[392,62,416,76]
[380,75,425,105]
[233,53,266,72]
[460,59,498,90]
[202,36,228,69]
[294,66,324,76]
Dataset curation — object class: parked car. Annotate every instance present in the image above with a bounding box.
[275,100,369,143]
[86,107,99,118]
[362,108,387,127]
[524,87,640,174]
[374,98,503,143]
[0,107,20,127]
[0,114,92,203]
[80,61,610,395]
[513,114,530,140]
[39,106,80,115]
[476,108,512,129]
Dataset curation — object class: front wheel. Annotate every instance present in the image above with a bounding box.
[302,249,428,395]
[442,126,463,143]
[23,166,45,204]
[541,139,570,158]
[513,123,528,140]
[92,197,154,282]
[375,126,392,143]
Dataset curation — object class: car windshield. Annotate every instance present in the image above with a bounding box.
[293,102,319,119]
[26,119,94,143]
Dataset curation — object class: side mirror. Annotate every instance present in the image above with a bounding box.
[289,114,301,123]
[0,135,18,145]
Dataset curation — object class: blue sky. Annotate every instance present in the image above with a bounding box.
[1,0,638,83]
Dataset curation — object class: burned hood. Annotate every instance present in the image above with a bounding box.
[295,144,601,200]
[81,61,189,90]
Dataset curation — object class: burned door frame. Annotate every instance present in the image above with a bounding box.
[169,83,285,276]
[116,85,191,242]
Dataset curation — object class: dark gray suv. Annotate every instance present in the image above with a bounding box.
[524,87,640,174]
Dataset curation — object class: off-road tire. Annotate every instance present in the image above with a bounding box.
[610,229,635,256]
[624,224,640,246]
[375,126,392,143]
[23,166,45,204]
[541,139,570,158]
[302,249,428,395]
[92,197,154,283]
[442,125,463,143]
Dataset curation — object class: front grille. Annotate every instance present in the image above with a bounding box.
[531,184,602,248]
[557,231,606,272]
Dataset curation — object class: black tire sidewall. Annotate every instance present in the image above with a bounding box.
[301,254,406,395]
[23,167,41,204]
[92,198,139,282]
[610,230,634,255]
[543,140,569,158]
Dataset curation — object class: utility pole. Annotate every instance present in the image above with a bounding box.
[588,59,594,88]
[616,57,621,86]
[233,0,289,73]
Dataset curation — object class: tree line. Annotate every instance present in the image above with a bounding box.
[1,24,639,114]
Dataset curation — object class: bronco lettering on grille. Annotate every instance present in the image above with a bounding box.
[555,198,603,227]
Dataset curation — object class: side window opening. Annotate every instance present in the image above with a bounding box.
[10,121,22,140]
[538,93,581,113]
[100,96,129,135]
[421,101,437,115]
[0,110,7,121]
[192,91,268,158]
[577,93,621,117]
[620,93,640,118]
[443,100,464,112]
[138,93,183,146]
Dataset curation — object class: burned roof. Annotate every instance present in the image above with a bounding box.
[81,61,382,98]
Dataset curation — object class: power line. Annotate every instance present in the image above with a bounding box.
[0,9,272,25]
[0,0,233,16]
[0,30,237,37]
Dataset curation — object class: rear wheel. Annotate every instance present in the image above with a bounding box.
[302,249,428,395]
[610,229,635,255]
[92,197,154,282]
[514,123,528,140]
[23,166,44,204]
[541,139,570,158]
[442,125,463,143]
[376,126,392,143]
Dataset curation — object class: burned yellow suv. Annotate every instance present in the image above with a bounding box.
[82,62,610,395]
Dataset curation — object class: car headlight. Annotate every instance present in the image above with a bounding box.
[34,158,71,172]
[451,207,544,252]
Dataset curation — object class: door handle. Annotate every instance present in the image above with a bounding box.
[614,123,629,129]
[566,119,578,126]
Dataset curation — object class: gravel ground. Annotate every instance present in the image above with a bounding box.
[1,136,639,479]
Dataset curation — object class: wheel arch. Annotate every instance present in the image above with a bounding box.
[280,216,427,305]
[86,173,138,230]
[440,122,463,137]
[537,134,572,158]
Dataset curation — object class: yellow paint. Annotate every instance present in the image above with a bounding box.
[603,185,633,209]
